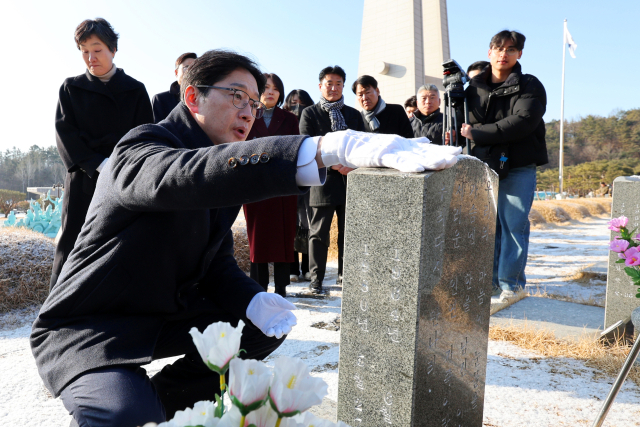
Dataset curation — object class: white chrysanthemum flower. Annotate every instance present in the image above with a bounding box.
[229,358,272,414]
[268,356,328,417]
[189,320,245,374]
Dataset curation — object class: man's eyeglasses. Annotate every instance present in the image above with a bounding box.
[196,85,265,119]
[491,47,520,56]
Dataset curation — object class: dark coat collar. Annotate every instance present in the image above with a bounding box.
[414,109,442,123]
[471,61,523,93]
[169,81,180,96]
[68,68,141,97]
[162,102,214,150]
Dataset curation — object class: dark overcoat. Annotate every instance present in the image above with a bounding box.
[361,103,414,138]
[411,110,444,144]
[31,104,307,397]
[152,81,181,123]
[466,62,548,169]
[243,107,300,263]
[299,102,364,207]
[52,69,153,286]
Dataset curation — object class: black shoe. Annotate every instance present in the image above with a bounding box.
[336,275,343,286]
[309,281,323,294]
[275,285,287,298]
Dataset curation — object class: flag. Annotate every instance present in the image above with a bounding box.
[564,22,577,58]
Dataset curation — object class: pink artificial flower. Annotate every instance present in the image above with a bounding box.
[635,234,640,242]
[610,239,630,253]
[624,248,640,266]
[608,216,629,232]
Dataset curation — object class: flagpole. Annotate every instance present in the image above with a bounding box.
[559,19,567,196]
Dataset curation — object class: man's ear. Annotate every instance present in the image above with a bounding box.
[518,51,523,60]
[175,68,179,78]
[184,85,200,114]
[487,49,492,59]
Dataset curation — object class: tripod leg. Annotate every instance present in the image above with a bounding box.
[464,98,470,154]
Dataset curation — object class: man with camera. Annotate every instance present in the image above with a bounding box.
[460,30,548,301]
[412,84,444,144]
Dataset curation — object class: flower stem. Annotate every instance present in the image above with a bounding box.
[275,417,283,427]
[220,374,226,393]
[239,415,246,427]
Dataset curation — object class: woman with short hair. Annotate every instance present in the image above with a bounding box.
[243,73,300,297]
[51,18,153,289]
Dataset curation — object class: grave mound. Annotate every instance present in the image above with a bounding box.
[0,227,54,312]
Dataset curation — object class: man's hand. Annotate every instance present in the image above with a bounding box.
[320,130,462,173]
[246,293,297,339]
[460,123,473,139]
[444,130,456,146]
[331,164,355,175]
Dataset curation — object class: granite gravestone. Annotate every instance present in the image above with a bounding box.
[604,176,640,330]
[337,156,498,427]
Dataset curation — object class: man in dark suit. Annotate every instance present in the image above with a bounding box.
[299,65,364,294]
[31,50,440,427]
[151,52,197,123]
[353,75,413,138]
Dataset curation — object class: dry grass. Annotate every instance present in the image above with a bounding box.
[0,227,54,312]
[528,286,605,308]
[529,198,612,226]
[489,321,640,386]
[489,288,529,315]
[232,226,251,273]
[328,214,339,262]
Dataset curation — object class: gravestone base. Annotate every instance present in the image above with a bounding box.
[337,157,498,427]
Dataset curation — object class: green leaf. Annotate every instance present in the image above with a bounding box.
[214,393,225,418]
[616,259,626,264]
[624,267,640,278]
[230,394,266,416]
[636,292,640,298]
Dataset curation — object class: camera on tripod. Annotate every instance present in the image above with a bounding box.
[441,59,470,151]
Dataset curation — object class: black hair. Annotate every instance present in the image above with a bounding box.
[74,18,119,53]
[319,65,346,83]
[175,52,197,70]
[404,96,417,109]
[283,90,314,111]
[351,75,378,94]
[490,30,526,51]
[467,61,489,75]
[181,49,266,102]
[263,73,285,107]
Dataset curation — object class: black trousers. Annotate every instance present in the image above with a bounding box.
[250,262,290,291]
[308,205,345,284]
[60,312,284,427]
[290,252,309,276]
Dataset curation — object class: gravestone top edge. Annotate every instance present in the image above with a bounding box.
[614,175,640,182]
[349,155,492,178]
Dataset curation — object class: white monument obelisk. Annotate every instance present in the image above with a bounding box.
[357,0,451,106]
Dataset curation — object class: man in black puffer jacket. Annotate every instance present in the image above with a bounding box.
[461,30,548,302]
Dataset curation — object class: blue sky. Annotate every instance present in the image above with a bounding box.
[0,0,638,154]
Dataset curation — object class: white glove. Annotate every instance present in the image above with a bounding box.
[320,130,462,173]
[246,292,297,339]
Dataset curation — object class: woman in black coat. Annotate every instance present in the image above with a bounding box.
[51,18,153,288]
[283,89,315,282]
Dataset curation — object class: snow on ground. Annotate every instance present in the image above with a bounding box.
[524,217,610,306]
[3,215,639,427]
